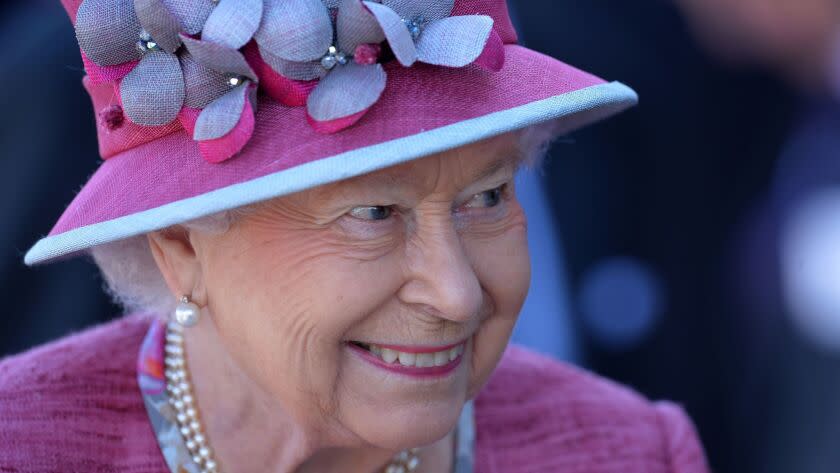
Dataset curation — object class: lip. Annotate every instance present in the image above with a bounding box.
[372,340,466,354]
[347,342,465,379]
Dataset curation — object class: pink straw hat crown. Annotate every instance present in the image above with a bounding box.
[25,0,637,265]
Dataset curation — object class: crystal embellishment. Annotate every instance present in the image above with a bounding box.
[137,30,162,53]
[402,17,426,40]
[320,45,349,70]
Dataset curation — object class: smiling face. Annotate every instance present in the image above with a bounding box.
[157,132,531,451]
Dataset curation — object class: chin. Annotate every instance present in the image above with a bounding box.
[337,342,472,440]
[354,398,466,450]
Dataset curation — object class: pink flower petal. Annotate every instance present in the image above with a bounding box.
[473,28,505,72]
[177,106,200,136]
[81,51,139,83]
[244,43,317,107]
[306,108,368,134]
[197,95,256,163]
[259,67,318,108]
[179,101,255,163]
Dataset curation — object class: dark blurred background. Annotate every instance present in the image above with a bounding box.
[3,0,840,472]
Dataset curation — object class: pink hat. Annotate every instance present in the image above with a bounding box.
[25,0,637,265]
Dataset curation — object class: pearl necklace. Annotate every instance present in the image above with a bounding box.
[163,322,421,473]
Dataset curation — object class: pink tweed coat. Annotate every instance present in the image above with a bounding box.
[0,314,710,472]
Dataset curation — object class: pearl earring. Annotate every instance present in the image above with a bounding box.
[173,295,201,327]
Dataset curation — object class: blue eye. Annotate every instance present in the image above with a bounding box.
[466,185,505,208]
[348,206,393,221]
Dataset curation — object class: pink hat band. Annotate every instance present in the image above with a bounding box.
[25,0,638,265]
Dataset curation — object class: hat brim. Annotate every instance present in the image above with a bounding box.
[25,45,637,266]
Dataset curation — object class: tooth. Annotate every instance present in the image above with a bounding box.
[457,344,464,356]
[449,347,459,361]
[433,351,449,366]
[371,345,382,356]
[398,352,416,367]
[416,353,434,368]
[381,348,398,363]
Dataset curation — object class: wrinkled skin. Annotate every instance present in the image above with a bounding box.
[148,132,532,472]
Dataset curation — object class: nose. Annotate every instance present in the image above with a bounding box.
[397,216,483,323]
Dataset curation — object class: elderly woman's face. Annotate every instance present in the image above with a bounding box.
[183,134,530,449]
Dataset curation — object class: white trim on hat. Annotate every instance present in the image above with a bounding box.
[25,81,637,266]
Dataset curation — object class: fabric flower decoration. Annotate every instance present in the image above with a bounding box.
[188,0,322,109]
[364,0,504,71]
[250,0,390,132]
[250,0,503,133]
[74,0,215,126]
[72,0,508,159]
[174,0,263,163]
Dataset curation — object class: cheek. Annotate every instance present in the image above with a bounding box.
[200,234,334,417]
[200,228,404,420]
[462,213,530,397]
[466,204,531,320]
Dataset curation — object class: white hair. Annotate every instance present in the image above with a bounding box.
[90,211,241,317]
[91,123,563,316]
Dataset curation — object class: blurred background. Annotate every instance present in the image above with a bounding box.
[2,0,840,471]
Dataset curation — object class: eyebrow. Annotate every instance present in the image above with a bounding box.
[337,150,520,202]
[472,155,519,183]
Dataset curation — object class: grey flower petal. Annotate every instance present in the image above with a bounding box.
[134,0,182,53]
[415,16,494,67]
[75,0,142,66]
[307,62,386,121]
[382,0,454,22]
[161,0,216,35]
[194,83,249,140]
[362,1,416,66]
[337,0,384,54]
[120,51,185,126]
[258,45,326,81]
[256,0,333,62]
[181,52,232,109]
[181,36,257,81]
[203,0,263,50]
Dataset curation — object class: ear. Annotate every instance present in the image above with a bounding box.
[147,228,208,307]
